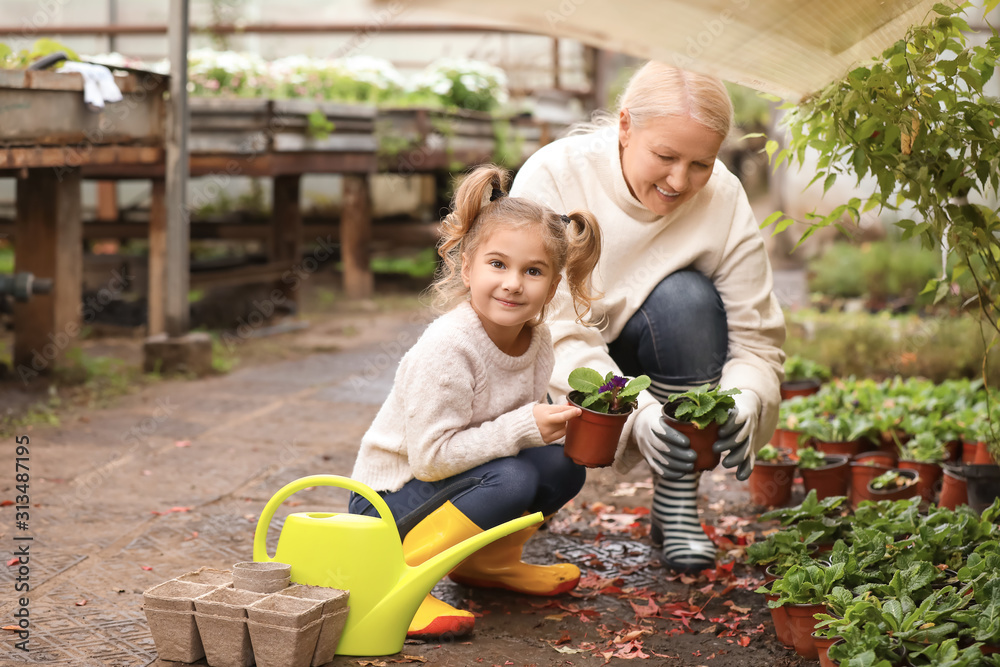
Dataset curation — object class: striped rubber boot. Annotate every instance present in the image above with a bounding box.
[647,378,718,572]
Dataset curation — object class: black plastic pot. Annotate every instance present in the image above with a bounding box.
[962,463,1000,513]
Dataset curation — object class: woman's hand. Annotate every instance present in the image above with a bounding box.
[533,403,582,443]
[712,389,761,481]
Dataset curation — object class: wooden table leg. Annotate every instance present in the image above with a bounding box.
[12,168,82,379]
[271,174,302,305]
[341,174,373,300]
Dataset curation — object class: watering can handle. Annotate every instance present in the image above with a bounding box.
[253,474,395,562]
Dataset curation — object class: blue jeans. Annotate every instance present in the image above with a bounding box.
[608,270,729,394]
[349,445,585,540]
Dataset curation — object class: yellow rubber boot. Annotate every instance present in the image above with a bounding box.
[448,520,580,596]
[401,501,482,639]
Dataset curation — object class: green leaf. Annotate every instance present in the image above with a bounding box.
[620,375,650,397]
[764,140,779,161]
[823,173,837,194]
[760,210,785,229]
[568,367,604,394]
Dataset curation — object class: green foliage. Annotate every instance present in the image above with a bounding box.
[0,242,13,274]
[870,470,912,490]
[767,562,846,606]
[760,488,847,524]
[766,3,1000,343]
[807,240,972,310]
[370,248,439,278]
[745,527,821,574]
[663,383,740,429]
[784,309,1000,385]
[305,110,335,139]
[899,431,947,463]
[756,443,785,461]
[0,38,79,69]
[784,354,832,382]
[796,446,833,469]
[567,368,650,414]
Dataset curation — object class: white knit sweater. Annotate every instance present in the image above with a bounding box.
[510,126,786,474]
[350,301,551,493]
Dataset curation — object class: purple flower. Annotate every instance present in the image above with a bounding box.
[599,376,628,394]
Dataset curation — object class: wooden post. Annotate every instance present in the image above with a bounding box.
[165,0,190,337]
[341,174,373,299]
[147,178,166,335]
[271,174,302,302]
[96,181,119,221]
[12,168,82,378]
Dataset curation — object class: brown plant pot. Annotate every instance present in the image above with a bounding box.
[194,588,267,667]
[177,567,234,588]
[814,439,865,459]
[784,603,825,659]
[563,391,630,468]
[247,596,325,667]
[944,439,962,463]
[962,439,980,463]
[233,561,292,594]
[143,580,218,663]
[749,460,797,507]
[855,450,897,468]
[776,428,802,455]
[780,379,822,401]
[663,414,721,471]
[974,441,997,465]
[800,455,850,500]
[866,468,919,502]
[814,632,842,667]
[938,466,968,510]
[899,460,942,504]
[279,585,350,667]
[765,595,795,648]
[849,461,892,510]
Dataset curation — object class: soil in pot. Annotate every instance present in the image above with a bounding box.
[800,455,850,500]
[663,413,720,471]
[899,460,942,504]
[815,439,865,459]
[780,378,822,400]
[562,391,630,468]
[867,468,919,503]
[749,460,797,507]
[939,466,969,510]
[784,602,825,659]
[849,461,892,509]
[962,463,1000,513]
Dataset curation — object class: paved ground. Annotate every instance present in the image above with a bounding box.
[0,288,811,667]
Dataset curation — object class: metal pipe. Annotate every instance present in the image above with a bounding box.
[0,22,530,36]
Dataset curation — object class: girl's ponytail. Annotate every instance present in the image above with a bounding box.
[562,210,603,323]
[432,165,511,311]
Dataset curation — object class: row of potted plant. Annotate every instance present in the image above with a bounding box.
[748,492,1000,665]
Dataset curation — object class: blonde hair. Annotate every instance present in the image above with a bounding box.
[573,62,734,139]
[432,164,602,324]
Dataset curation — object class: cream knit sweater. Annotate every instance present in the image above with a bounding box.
[510,126,786,474]
[350,301,551,493]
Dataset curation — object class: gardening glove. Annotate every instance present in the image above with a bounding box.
[713,389,761,481]
[635,404,697,480]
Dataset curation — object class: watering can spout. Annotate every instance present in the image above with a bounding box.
[338,511,543,654]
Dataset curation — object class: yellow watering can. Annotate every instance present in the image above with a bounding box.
[253,474,542,657]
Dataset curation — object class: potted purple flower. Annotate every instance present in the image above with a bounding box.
[564,368,650,468]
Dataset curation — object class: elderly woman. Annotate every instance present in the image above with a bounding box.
[511,62,786,571]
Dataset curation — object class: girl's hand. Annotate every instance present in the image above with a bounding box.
[533,403,582,443]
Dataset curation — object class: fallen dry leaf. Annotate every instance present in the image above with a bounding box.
[141,566,153,571]
[0,500,13,507]
[183,531,199,541]
[175,440,192,448]
[356,661,387,667]
[75,599,87,606]
[2,626,22,632]
[737,635,751,647]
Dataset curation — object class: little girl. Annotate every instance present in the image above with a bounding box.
[349,164,602,640]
